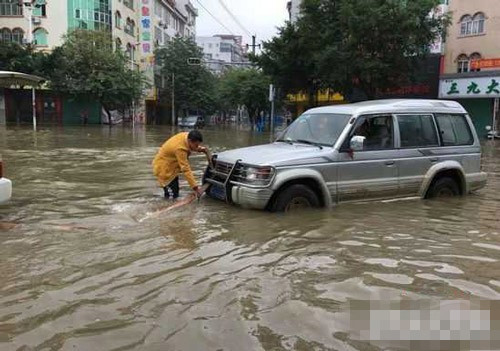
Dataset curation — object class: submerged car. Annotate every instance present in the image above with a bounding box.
[203,99,487,212]
[179,116,204,129]
[0,158,12,204]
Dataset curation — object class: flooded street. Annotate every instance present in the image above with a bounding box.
[0,126,499,350]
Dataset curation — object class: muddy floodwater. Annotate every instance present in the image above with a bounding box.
[0,126,499,351]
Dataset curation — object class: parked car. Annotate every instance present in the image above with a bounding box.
[0,158,12,204]
[204,99,487,212]
[179,116,204,129]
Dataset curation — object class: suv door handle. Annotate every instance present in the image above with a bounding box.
[430,157,438,163]
[385,160,395,166]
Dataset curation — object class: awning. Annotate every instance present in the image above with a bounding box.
[0,71,45,88]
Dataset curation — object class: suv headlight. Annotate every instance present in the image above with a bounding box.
[233,164,275,186]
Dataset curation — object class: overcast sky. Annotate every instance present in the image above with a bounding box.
[195,0,290,47]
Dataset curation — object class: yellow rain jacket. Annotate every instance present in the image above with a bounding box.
[152,132,197,189]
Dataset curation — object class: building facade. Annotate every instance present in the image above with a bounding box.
[0,0,198,124]
[439,0,500,136]
[286,0,300,23]
[0,0,67,50]
[196,35,250,74]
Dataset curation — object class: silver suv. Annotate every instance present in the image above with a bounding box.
[203,99,487,212]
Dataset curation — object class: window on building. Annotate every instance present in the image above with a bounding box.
[220,42,232,53]
[165,10,171,25]
[469,52,481,72]
[460,15,473,36]
[0,0,23,16]
[472,12,485,34]
[115,37,122,50]
[126,43,133,60]
[154,26,162,46]
[154,0,161,17]
[75,9,80,18]
[33,28,48,46]
[460,13,485,36]
[12,28,23,44]
[457,54,469,73]
[123,0,134,10]
[0,28,11,42]
[33,0,46,17]
[125,18,135,36]
[397,114,439,148]
[115,11,121,28]
[435,114,473,146]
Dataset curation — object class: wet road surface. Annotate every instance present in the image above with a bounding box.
[0,126,499,350]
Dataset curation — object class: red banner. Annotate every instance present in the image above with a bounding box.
[470,58,500,70]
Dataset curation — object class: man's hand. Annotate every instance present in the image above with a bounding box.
[193,186,204,198]
[196,146,208,154]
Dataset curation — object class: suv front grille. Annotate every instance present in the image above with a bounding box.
[215,161,233,176]
[205,160,234,184]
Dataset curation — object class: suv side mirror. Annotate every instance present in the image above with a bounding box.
[350,135,365,151]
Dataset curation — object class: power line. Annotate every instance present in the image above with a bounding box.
[193,0,235,35]
[217,0,252,38]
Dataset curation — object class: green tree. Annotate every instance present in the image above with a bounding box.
[218,68,270,126]
[0,41,47,76]
[46,29,145,113]
[156,37,216,121]
[255,0,449,103]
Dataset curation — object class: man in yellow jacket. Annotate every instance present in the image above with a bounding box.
[152,130,207,199]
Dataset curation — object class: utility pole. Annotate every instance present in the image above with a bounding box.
[493,98,499,139]
[21,1,36,131]
[130,49,135,129]
[269,84,275,141]
[171,72,175,126]
[246,35,261,55]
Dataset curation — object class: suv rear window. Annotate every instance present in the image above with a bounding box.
[435,114,473,146]
[397,114,439,148]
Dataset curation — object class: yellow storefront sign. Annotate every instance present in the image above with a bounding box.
[286,89,344,103]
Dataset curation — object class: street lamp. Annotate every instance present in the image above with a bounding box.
[19,0,37,130]
[129,42,138,128]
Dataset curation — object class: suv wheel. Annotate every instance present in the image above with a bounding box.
[271,184,320,212]
[426,177,460,198]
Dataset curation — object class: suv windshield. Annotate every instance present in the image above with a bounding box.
[278,113,351,146]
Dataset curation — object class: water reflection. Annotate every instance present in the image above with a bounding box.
[0,126,499,350]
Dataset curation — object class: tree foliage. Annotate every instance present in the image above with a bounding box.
[254,0,449,103]
[0,42,46,76]
[47,29,145,111]
[217,68,271,124]
[156,37,216,117]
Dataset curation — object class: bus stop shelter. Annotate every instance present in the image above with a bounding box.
[0,71,44,129]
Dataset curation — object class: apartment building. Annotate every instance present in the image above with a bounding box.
[196,34,250,74]
[439,0,500,136]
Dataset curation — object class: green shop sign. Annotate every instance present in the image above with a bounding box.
[439,76,500,98]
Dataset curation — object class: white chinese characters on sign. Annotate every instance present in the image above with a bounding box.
[439,76,500,99]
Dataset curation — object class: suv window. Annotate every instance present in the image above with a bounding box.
[397,114,439,148]
[435,114,473,146]
[350,115,394,151]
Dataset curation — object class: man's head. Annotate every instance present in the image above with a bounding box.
[187,130,203,151]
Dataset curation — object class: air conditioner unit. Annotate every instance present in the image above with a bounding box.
[32,17,41,25]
